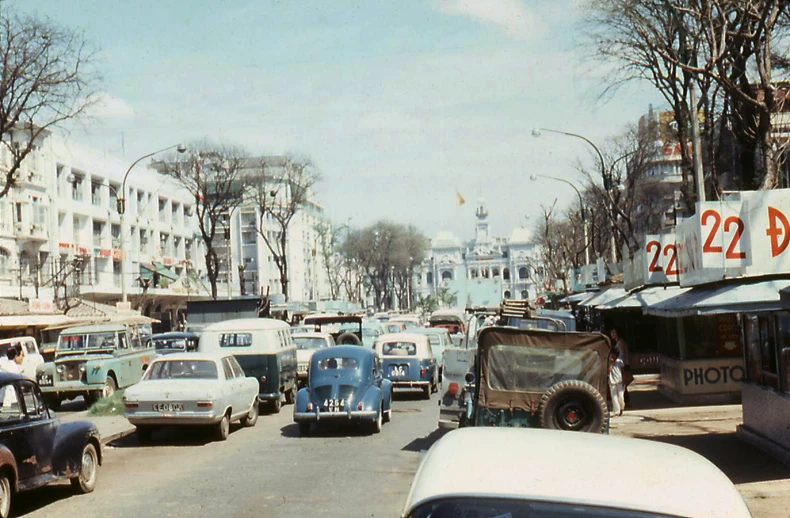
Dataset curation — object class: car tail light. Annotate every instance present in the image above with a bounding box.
[420,367,426,377]
[260,376,267,383]
[307,402,313,411]
[123,400,139,409]
[447,382,459,397]
[357,402,363,410]
[197,401,213,408]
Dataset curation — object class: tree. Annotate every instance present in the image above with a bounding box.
[248,155,320,302]
[534,201,583,293]
[582,0,790,202]
[154,141,249,300]
[0,10,99,198]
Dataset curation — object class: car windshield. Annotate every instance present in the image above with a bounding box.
[386,325,403,333]
[294,337,328,350]
[58,332,117,351]
[409,498,669,518]
[146,360,218,380]
[153,338,189,352]
[315,357,360,371]
[381,342,417,356]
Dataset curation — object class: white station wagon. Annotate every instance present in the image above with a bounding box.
[123,352,259,442]
[402,428,751,518]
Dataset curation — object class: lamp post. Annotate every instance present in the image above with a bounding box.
[117,143,186,304]
[530,174,590,266]
[532,128,617,263]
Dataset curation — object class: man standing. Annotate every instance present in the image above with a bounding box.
[610,328,633,404]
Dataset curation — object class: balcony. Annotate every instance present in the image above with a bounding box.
[14,222,48,242]
[17,170,46,188]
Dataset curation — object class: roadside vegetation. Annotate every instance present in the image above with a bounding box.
[87,391,126,417]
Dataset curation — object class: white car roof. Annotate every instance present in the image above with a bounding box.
[201,318,290,332]
[402,428,750,518]
[376,333,429,345]
[292,332,333,340]
[151,352,226,363]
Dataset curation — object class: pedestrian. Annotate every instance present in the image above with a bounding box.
[610,327,633,404]
[608,349,625,417]
[3,345,24,375]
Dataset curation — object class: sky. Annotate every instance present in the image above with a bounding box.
[18,0,660,242]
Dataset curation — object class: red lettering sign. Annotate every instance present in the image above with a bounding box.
[766,205,790,257]
[647,240,662,272]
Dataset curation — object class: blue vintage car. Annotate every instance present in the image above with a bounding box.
[293,345,392,436]
[374,333,438,399]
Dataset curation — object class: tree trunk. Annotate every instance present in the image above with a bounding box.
[205,248,219,300]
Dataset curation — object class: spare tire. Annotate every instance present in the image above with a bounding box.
[336,332,362,345]
[538,380,607,434]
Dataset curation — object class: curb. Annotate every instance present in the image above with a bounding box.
[101,427,136,446]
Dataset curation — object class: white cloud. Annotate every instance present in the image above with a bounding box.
[436,0,545,40]
[90,92,136,119]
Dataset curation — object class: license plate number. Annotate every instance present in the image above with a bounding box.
[323,398,345,412]
[298,364,308,373]
[38,376,53,386]
[390,365,407,377]
[153,403,183,412]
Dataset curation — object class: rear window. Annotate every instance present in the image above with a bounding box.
[409,498,669,518]
[316,357,359,371]
[294,337,327,350]
[381,342,417,356]
[146,360,218,380]
[487,345,601,393]
[219,333,252,347]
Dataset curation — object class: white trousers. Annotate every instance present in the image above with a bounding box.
[610,382,625,415]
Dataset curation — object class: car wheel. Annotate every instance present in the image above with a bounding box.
[298,422,311,436]
[44,395,61,411]
[242,401,258,427]
[136,426,155,444]
[101,377,116,399]
[431,376,439,394]
[216,414,230,441]
[371,404,382,434]
[538,380,607,434]
[0,472,11,518]
[269,393,283,414]
[285,384,296,405]
[422,384,431,400]
[70,442,98,494]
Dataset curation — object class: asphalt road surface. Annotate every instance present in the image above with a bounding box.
[15,389,443,518]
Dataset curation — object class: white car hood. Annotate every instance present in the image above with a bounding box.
[125,380,219,401]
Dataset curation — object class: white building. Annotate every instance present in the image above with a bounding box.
[0,130,204,321]
[416,200,540,307]
[212,156,330,303]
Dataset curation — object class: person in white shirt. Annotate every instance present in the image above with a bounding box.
[608,349,625,417]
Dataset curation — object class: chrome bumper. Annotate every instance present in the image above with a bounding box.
[126,411,222,426]
[258,392,280,402]
[391,380,429,388]
[294,410,377,422]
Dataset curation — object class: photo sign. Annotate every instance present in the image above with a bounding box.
[676,189,790,286]
[623,233,679,291]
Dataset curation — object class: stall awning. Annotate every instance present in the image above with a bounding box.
[0,315,77,329]
[644,279,790,318]
[140,262,179,281]
[600,286,691,311]
[578,287,627,308]
[560,292,598,304]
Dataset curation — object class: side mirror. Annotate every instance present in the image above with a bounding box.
[464,372,475,384]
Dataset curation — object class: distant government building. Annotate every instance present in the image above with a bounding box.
[416,200,539,307]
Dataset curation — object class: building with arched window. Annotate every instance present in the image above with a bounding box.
[417,200,539,307]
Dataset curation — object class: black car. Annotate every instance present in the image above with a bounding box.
[148,332,200,355]
[0,372,101,517]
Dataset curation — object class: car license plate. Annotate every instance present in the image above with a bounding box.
[298,364,308,373]
[390,365,408,377]
[153,403,183,412]
[323,398,345,412]
[38,376,53,386]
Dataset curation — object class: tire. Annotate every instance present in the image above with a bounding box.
[45,395,61,412]
[0,473,11,518]
[335,332,362,345]
[242,401,258,427]
[538,380,607,434]
[268,393,282,414]
[383,406,391,424]
[431,376,439,394]
[298,422,311,436]
[136,426,154,444]
[422,384,431,400]
[70,443,99,494]
[216,414,230,441]
[369,404,382,434]
[285,384,296,405]
[101,377,117,399]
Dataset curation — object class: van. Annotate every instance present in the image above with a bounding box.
[198,318,297,413]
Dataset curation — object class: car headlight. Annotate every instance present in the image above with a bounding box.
[78,364,87,373]
[56,365,65,374]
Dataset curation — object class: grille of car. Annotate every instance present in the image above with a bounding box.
[57,361,86,382]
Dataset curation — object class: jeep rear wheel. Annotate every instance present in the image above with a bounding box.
[70,443,98,493]
[0,473,11,518]
[538,380,607,434]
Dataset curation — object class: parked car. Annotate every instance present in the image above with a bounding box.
[294,345,392,436]
[36,323,156,410]
[384,322,407,334]
[0,372,101,518]
[0,336,44,378]
[302,315,364,345]
[411,328,452,380]
[292,332,335,387]
[123,352,259,442]
[388,315,422,330]
[198,319,297,414]
[428,309,466,346]
[401,428,751,518]
[148,332,200,356]
[374,333,438,399]
[466,327,610,432]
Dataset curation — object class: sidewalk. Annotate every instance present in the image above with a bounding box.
[613,388,790,518]
[60,411,136,446]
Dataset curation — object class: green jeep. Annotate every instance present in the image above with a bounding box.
[36,323,155,410]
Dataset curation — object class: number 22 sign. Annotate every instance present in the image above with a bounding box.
[644,234,678,283]
[698,202,749,267]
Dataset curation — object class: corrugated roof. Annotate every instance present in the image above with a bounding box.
[65,300,118,318]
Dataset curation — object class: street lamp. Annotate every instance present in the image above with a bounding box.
[118,143,186,303]
[530,174,590,265]
[532,128,617,262]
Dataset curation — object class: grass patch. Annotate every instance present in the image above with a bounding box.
[87,390,126,417]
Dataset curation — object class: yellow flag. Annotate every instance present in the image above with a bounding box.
[456,191,466,205]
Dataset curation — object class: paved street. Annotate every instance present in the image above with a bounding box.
[15,389,440,518]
